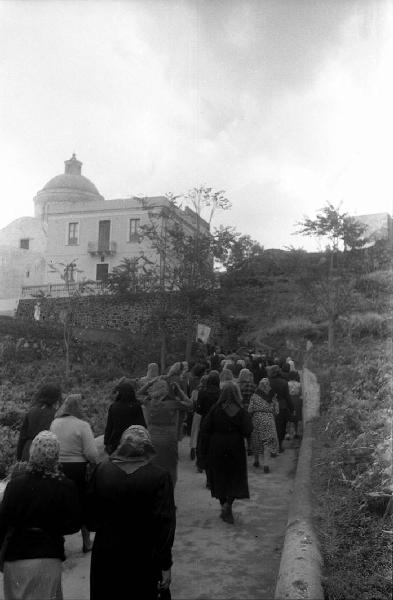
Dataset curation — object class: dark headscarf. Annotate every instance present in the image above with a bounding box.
[34,384,62,407]
[206,370,220,388]
[218,382,242,408]
[269,364,281,378]
[113,381,137,404]
[288,370,300,382]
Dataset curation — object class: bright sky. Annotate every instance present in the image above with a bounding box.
[0,0,392,250]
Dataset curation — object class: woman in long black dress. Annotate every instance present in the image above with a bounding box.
[16,384,62,461]
[201,382,253,524]
[104,380,146,455]
[87,425,176,600]
[195,370,220,482]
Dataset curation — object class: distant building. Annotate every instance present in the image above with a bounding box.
[38,155,207,284]
[0,154,208,308]
[354,212,393,245]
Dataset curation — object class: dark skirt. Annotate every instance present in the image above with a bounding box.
[207,431,250,500]
[61,462,88,524]
[290,394,303,423]
[149,425,178,488]
[90,544,160,600]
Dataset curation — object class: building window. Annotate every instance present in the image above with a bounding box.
[20,238,29,249]
[67,222,79,245]
[96,263,109,282]
[98,220,110,251]
[129,218,140,242]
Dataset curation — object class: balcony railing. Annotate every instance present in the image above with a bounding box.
[21,281,108,298]
[87,241,117,255]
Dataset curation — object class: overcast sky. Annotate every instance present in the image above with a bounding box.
[0,0,392,250]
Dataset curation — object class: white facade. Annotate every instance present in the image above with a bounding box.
[38,155,208,284]
[0,154,209,306]
[45,197,165,283]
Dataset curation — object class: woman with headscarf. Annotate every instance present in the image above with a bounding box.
[16,383,62,461]
[0,431,81,600]
[268,365,294,453]
[201,382,253,524]
[50,394,98,553]
[145,378,192,488]
[165,362,191,440]
[87,426,176,600]
[238,368,256,456]
[238,368,256,409]
[248,379,279,473]
[233,359,246,378]
[219,368,234,389]
[189,373,208,463]
[288,371,302,439]
[195,371,220,483]
[104,380,146,456]
[139,362,160,387]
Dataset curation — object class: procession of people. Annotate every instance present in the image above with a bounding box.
[0,348,302,600]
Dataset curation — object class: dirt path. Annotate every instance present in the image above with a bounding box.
[0,439,298,600]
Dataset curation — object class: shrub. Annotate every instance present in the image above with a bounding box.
[0,425,19,476]
[263,317,319,336]
[338,312,391,338]
[311,339,392,600]
[357,270,393,295]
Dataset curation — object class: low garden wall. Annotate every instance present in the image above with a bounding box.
[16,292,224,352]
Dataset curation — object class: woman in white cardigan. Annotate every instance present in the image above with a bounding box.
[50,394,98,552]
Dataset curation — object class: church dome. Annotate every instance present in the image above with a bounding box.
[34,155,103,218]
[43,173,100,195]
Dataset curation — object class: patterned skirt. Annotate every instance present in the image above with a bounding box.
[3,558,63,600]
[251,412,279,454]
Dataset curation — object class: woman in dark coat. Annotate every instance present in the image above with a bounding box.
[87,425,176,600]
[104,380,146,455]
[201,382,253,524]
[268,365,294,452]
[144,379,192,488]
[195,370,220,481]
[16,384,62,461]
[0,431,81,600]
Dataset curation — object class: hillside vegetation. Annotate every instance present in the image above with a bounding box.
[0,237,392,599]
[309,339,392,600]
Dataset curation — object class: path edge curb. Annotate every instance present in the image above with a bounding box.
[274,372,324,600]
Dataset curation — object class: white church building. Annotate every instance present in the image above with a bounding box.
[0,154,208,313]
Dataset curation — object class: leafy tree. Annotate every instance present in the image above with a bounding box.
[107,256,158,294]
[138,189,229,363]
[295,203,368,354]
[296,202,368,252]
[213,226,264,272]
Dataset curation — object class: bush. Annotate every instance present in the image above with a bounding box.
[357,270,393,295]
[338,312,391,338]
[311,339,392,600]
[0,425,19,476]
[263,317,319,336]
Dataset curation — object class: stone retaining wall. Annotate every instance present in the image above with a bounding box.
[16,292,223,346]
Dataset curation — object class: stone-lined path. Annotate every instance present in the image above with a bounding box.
[0,439,298,600]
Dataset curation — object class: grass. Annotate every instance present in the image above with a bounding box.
[310,339,392,600]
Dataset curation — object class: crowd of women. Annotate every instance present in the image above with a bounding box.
[0,350,302,600]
